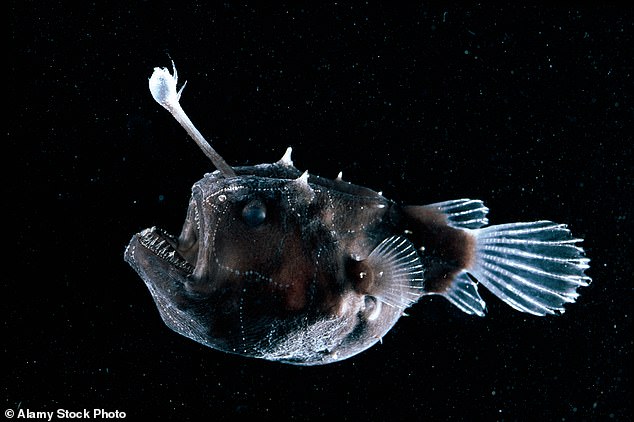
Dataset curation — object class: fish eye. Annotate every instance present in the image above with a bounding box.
[241,200,267,227]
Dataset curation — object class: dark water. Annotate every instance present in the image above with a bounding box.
[7,3,632,421]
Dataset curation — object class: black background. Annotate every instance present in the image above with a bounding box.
[7,3,632,421]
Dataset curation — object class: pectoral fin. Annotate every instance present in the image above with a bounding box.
[352,236,425,310]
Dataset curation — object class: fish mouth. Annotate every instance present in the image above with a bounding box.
[126,192,205,283]
[137,226,195,274]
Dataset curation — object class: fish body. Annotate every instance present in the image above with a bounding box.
[125,64,590,365]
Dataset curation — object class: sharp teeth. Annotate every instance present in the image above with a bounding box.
[194,205,200,231]
[138,227,194,273]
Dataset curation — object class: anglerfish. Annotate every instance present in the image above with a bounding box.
[124,63,591,365]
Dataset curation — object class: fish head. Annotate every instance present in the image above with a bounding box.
[125,161,408,365]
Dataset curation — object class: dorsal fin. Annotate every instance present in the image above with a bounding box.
[425,199,489,229]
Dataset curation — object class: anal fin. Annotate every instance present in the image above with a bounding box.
[440,272,487,316]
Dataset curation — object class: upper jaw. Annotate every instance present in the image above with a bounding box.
[137,226,195,274]
[126,191,204,279]
[124,229,193,284]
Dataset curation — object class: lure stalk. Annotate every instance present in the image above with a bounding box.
[148,61,236,177]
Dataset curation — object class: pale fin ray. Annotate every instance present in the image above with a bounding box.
[465,221,591,316]
[439,272,487,316]
[366,236,425,310]
[426,199,489,229]
[477,267,555,315]
[479,244,589,267]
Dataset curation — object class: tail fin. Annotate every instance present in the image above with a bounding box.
[463,221,591,315]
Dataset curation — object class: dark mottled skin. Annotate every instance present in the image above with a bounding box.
[125,159,469,365]
[400,206,476,293]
